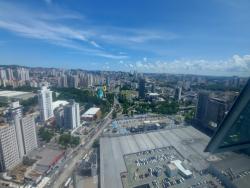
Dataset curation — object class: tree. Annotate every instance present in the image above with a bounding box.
[184,109,195,123]
[154,101,179,115]
[53,87,111,114]
[58,133,80,148]
[38,127,54,142]
[92,139,99,148]
[71,136,80,146]
[20,96,38,113]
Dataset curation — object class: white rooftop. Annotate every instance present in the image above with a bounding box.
[171,160,192,177]
[100,126,211,188]
[52,100,69,110]
[0,90,31,97]
[83,107,100,115]
[147,92,159,96]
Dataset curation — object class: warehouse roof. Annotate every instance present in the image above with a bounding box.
[100,126,212,188]
[83,107,100,115]
[0,90,34,98]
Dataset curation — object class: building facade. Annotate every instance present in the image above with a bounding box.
[20,115,38,154]
[195,92,227,132]
[138,78,146,99]
[63,100,80,129]
[38,86,54,122]
[0,125,21,171]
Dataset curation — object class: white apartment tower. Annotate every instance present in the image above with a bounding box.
[0,101,38,172]
[20,115,38,154]
[63,100,80,129]
[0,125,21,171]
[38,86,54,122]
[9,101,25,158]
[8,101,38,157]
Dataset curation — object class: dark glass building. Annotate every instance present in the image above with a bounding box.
[205,79,250,153]
[138,78,145,99]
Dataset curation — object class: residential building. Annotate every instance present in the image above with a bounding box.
[0,125,21,171]
[55,107,64,128]
[174,86,182,102]
[38,86,53,122]
[63,100,80,129]
[7,101,38,156]
[68,75,79,88]
[20,115,38,154]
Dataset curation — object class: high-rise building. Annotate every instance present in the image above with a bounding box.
[195,92,209,125]
[0,68,7,80]
[174,86,182,102]
[138,78,145,99]
[63,100,80,129]
[196,92,227,132]
[205,79,250,153]
[151,83,155,93]
[68,75,79,88]
[55,107,64,128]
[0,125,21,171]
[87,74,93,87]
[58,75,68,88]
[8,101,23,120]
[206,98,227,130]
[6,68,14,81]
[20,115,38,154]
[38,86,54,122]
[8,101,25,158]
[7,101,38,157]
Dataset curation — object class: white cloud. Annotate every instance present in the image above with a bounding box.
[90,41,102,48]
[0,1,126,60]
[131,55,250,76]
[99,28,178,44]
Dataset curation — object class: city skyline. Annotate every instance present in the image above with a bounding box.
[0,0,250,76]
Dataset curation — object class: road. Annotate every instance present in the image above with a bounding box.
[47,109,113,188]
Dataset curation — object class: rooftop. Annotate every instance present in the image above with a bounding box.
[0,90,31,97]
[100,126,212,188]
[0,90,35,103]
[83,107,100,115]
[52,100,69,110]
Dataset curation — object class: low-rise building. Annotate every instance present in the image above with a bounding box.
[81,107,101,121]
[0,90,35,103]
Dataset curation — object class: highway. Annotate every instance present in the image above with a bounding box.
[46,109,113,188]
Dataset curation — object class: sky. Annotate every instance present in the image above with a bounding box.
[0,0,250,76]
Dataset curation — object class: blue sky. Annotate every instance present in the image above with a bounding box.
[0,0,250,76]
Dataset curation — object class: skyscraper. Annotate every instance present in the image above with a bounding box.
[55,107,64,128]
[8,101,38,157]
[195,92,209,125]
[138,78,145,99]
[20,115,38,154]
[0,125,21,171]
[38,86,54,122]
[9,101,25,158]
[196,92,227,132]
[68,75,79,88]
[205,79,250,153]
[174,86,182,102]
[58,75,68,88]
[63,100,80,129]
